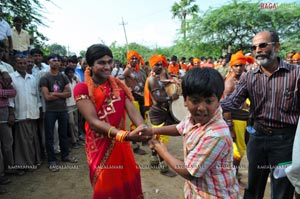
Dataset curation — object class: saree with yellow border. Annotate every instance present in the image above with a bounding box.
[74,82,143,199]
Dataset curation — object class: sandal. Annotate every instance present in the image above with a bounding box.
[133,148,147,155]
[160,170,177,177]
[62,156,78,163]
[159,161,177,177]
[149,155,159,167]
[132,144,147,155]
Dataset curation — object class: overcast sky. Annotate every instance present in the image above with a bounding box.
[39,0,297,55]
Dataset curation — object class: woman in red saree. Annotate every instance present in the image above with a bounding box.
[74,44,147,199]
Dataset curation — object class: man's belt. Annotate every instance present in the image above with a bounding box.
[133,91,144,97]
[253,122,296,135]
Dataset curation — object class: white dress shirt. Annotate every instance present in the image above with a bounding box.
[9,71,40,120]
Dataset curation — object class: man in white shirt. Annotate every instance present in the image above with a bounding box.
[30,48,49,77]
[9,55,42,169]
[29,48,49,160]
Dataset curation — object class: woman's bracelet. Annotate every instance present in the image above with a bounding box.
[107,126,115,138]
[75,94,89,102]
[116,130,129,142]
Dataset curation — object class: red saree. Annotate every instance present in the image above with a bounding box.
[74,82,143,199]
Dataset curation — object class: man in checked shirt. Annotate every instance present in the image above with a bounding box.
[0,70,16,194]
[221,30,300,199]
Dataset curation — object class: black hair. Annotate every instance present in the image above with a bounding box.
[68,55,78,63]
[47,53,61,61]
[13,16,23,23]
[182,67,224,100]
[65,66,75,74]
[85,44,113,67]
[171,55,178,61]
[29,48,43,56]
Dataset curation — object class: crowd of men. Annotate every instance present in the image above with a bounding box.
[1,7,300,198]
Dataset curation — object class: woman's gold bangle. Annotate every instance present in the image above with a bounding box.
[107,126,115,138]
[116,130,129,142]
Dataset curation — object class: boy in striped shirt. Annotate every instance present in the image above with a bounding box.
[137,67,241,198]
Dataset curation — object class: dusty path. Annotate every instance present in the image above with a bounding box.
[2,136,185,199]
[2,136,272,199]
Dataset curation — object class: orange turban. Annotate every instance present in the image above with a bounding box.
[229,50,254,67]
[149,54,168,69]
[126,50,144,64]
[292,53,300,60]
[193,58,201,65]
[126,50,144,71]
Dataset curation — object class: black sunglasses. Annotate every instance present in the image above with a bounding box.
[250,42,275,51]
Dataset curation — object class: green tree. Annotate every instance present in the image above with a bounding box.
[1,0,51,48]
[171,0,199,42]
[48,43,67,56]
[188,0,300,57]
[79,50,86,57]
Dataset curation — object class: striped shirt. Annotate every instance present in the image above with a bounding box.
[221,58,300,128]
[176,107,241,199]
[0,83,16,107]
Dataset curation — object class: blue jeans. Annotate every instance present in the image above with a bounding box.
[244,126,295,199]
[44,111,69,164]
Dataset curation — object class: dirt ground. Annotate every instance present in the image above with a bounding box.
[2,134,273,199]
[0,78,285,199]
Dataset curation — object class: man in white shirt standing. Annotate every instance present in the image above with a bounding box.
[9,55,42,170]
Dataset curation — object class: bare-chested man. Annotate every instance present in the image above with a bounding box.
[123,50,147,155]
[223,50,254,181]
[144,54,179,177]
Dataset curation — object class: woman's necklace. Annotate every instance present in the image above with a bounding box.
[99,81,112,104]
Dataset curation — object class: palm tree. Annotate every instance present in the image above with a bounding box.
[171,0,199,42]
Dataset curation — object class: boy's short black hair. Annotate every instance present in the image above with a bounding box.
[68,55,78,63]
[65,66,75,74]
[29,48,43,56]
[47,53,61,61]
[182,67,224,100]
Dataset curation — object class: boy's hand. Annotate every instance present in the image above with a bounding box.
[127,124,152,142]
[130,124,153,137]
[126,132,151,142]
[149,139,168,154]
